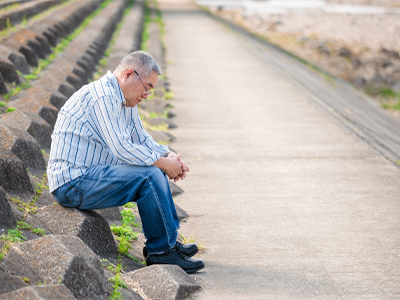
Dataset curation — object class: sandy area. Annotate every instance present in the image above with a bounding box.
[213,2,400,119]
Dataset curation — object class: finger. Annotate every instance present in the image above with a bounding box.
[181,169,186,180]
[175,154,182,161]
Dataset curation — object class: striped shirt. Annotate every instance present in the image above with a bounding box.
[47,71,169,192]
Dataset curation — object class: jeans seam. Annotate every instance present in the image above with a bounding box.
[66,182,85,207]
[147,177,172,250]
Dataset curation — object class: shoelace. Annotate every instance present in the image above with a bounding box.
[174,245,190,260]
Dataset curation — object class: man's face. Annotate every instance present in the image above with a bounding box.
[120,69,158,107]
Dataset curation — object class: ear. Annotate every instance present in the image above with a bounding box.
[124,69,134,79]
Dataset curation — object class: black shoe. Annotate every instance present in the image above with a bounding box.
[143,241,199,258]
[146,247,204,274]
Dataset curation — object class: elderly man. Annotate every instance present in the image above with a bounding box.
[47,51,204,274]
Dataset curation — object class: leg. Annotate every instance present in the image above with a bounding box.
[53,164,179,253]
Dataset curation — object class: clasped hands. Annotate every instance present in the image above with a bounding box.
[154,152,189,182]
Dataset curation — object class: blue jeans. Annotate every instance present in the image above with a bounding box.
[52,164,180,254]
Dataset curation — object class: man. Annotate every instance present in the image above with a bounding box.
[47,51,204,274]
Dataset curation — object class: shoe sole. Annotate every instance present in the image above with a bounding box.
[146,261,205,274]
[184,263,205,274]
[144,247,199,258]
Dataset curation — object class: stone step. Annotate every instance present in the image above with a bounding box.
[0,186,16,232]
[27,0,127,99]
[8,96,59,128]
[34,204,118,257]
[104,0,144,71]
[0,110,52,149]
[0,0,64,30]
[0,235,110,299]
[0,284,77,300]
[0,270,28,297]
[0,0,102,70]
[0,147,32,192]
[0,124,45,169]
[122,265,201,300]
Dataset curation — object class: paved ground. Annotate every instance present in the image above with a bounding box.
[159,1,400,299]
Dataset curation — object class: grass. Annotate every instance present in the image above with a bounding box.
[5,106,16,113]
[0,101,6,107]
[164,90,173,100]
[140,0,151,51]
[0,228,27,261]
[0,3,20,14]
[0,0,75,40]
[366,86,400,111]
[0,174,48,261]
[2,0,114,101]
[109,273,128,300]
[110,208,141,255]
[149,110,169,119]
[179,232,205,252]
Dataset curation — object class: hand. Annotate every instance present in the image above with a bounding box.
[175,155,189,181]
[153,155,182,180]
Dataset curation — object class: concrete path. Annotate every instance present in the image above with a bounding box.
[159,1,400,299]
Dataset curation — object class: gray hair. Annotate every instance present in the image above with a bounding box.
[115,51,162,77]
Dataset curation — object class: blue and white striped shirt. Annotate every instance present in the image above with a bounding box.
[47,71,168,192]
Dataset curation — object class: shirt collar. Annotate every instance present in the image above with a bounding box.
[105,71,126,107]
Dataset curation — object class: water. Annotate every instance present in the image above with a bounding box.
[195,0,400,15]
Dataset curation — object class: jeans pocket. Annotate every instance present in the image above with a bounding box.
[64,183,84,208]
[53,177,84,208]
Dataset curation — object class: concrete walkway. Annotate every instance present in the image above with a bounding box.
[159,1,400,299]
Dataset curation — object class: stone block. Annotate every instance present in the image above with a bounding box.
[0,110,52,149]
[2,37,37,67]
[140,99,171,115]
[0,55,20,84]
[18,86,67,110]
[94,207,121,222]
[0,124,46,169]
[0,186,16,231]
[174,203,189,221]
[170,182,184,198]
[0,45,30,74]
[147,130,175,143]
[0,147,33,192]
[0,72,7,94]
[122,265,201,300]
[0,284,76,300]
[34,75,76,99]
[0,235,110,299]
[35,204,118,256]
[147,117,177,129]
[0,270,29,296]
[8,97,59,128]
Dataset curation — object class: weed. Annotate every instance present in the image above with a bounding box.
[396,160,400,167]
[148,110,169,119]
[121,209,141,228]
[126,253,146,266]
[179,232,205,251]
[16,221,45,236]
[109,273,128,300]
[123,202,136,209]
[141,0,151,51]
[164,90,174,100]
[0,101,6,107]
[5,106,16,113]
[21,277,30,284]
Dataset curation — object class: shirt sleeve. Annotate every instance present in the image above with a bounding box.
[89,95,161,166]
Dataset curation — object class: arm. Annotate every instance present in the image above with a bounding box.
[89,95,161,166]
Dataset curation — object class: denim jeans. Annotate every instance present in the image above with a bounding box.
[52,164,180,254]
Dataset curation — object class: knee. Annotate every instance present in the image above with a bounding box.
[145,166,168,188]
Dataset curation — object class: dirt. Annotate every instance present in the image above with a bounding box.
[213,4,400,120]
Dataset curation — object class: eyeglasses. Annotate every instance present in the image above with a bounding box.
[134,70,153,97]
